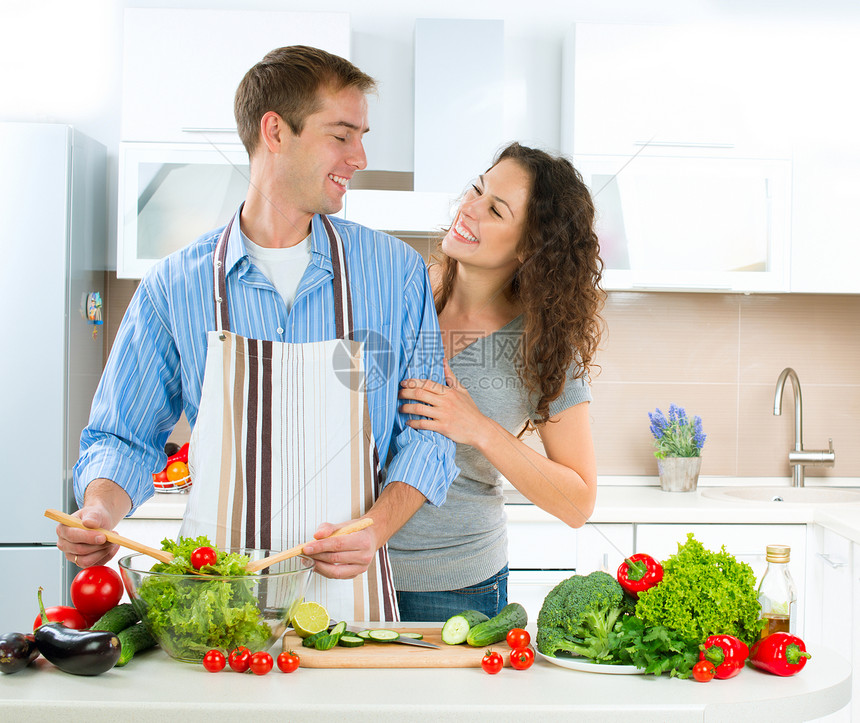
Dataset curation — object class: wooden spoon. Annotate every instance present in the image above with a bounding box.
[44,508,174,564]
[245,517,374,573]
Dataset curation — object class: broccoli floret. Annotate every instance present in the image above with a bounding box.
[536,570,631,661]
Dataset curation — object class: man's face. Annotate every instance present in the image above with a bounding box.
[276,85,369,217]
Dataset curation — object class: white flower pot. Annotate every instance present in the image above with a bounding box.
[657,456,702,493]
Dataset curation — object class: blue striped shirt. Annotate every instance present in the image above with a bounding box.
[75,208,458,513]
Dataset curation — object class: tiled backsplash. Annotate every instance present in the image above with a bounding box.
[105,274,860,479]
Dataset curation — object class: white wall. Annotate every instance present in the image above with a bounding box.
[2,0,859,264]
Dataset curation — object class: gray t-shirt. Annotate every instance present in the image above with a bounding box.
[389,315,592,592]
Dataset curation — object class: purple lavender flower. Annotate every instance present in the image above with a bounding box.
[649,405,706,458]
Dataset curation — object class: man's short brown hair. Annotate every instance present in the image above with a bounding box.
[234,45,377,157]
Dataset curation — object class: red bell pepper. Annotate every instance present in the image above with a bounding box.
[699,634,749,679]
[750,632,811,676]
[166,442,189,466]
[616,553,664,598]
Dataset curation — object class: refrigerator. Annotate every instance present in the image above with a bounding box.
[0,123,106,630]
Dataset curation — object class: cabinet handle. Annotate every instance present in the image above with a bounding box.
[181,127,238,134]
[816,552,847,569]
[633,140,735,149]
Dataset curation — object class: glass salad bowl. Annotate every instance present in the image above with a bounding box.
[118,550,314,663]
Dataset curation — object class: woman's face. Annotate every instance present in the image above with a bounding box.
[441,158,531,274]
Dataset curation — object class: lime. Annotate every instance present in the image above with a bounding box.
[291,601,330,638]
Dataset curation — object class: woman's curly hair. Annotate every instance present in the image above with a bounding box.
[434,142,605,424]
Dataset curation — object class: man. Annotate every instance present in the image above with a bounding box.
[57,46,457,620]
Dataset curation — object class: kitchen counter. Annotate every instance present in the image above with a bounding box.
[0,635,850,722]
[505,481,860,537]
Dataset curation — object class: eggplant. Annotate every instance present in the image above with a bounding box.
[34,588,121,676]
[0,632,39,674]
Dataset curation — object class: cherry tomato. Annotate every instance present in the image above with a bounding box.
[202,649,226,672]
[249,651,274,676]
[481,649,504,675]
[692,660,716,682]
[506,628,531,650]
[228,646,251,673]
[509,646,535,671]
[33,605,88,632]
[166,460,189,481]
[277,650,300,673]
[191,546,217,570]
[70,565,123,619]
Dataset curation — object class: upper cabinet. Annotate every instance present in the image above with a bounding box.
[117,9,351,278]
[564,23,794,293]
[121,9,350,145]
[565,21,860,295]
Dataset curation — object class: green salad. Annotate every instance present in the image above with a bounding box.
[135,536,271,660]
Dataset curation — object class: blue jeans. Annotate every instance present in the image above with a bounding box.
[396,565,509,622]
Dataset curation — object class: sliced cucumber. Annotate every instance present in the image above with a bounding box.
[400,632,424,640]
[302,630,329,648]
[338,634,365,648]
[441,609,490,645]
[355,630,373,640]
[367,629,401,643]
[315,621,348,650]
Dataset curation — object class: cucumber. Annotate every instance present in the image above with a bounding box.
[116,622,157,666]
[337,634,365,648]
[302,630,328,648]
[400,632,424,640]
[441,609,490,645]
[465,603,528,647]
[89,603,140,635]
[367,629,400,643]
[314,621,347,650]
[355,630,373,640]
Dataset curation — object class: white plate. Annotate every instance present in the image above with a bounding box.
[536,650,645,675]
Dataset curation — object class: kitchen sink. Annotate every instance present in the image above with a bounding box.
[701,486,860,504]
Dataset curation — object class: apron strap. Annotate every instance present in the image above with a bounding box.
[212,215,234,333]
[212,213,353,339]
[321,215,353,340]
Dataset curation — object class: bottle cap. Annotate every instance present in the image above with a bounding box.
[766,544,790,563]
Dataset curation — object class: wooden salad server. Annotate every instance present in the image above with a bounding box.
[245,517,374,573]
[44,508,174,564]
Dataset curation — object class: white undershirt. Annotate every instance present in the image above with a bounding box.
[242,233,312,311]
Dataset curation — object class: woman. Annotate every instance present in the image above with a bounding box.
[388,142,605,622]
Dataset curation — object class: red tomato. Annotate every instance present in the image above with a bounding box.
[509,646,535,671]
[152,469,170,485]
[249,651,274,676]
[506,628,531,650]
[481,649,504,675]
[34,605,88,631]
[277,650,300,673]
[191,546,217,570]
[692,660,716,682]
[202,649,226,672]
[228,646,251,673]
[70,565,123,619]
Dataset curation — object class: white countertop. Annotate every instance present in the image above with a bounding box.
[132,479,860,544]
[0,634,850,722]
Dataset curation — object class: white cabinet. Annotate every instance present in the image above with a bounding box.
[507,520,632,623]
[564,23,792,293]
[634,523,807,636]
[121,9,350,144]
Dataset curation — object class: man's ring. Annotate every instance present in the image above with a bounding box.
[74,555,78,566]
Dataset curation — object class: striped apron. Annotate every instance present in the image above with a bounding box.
[182,214,398,622]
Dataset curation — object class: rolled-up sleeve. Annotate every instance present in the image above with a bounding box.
[74,277,183,513]
[383,259,458,507]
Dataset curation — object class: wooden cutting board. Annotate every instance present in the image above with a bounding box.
[281,626,516,668]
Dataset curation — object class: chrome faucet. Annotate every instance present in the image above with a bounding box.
[773,367,835,487]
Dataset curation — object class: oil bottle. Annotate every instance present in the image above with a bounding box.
[756,544,797,638]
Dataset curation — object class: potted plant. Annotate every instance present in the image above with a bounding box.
[648,404,707,492]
